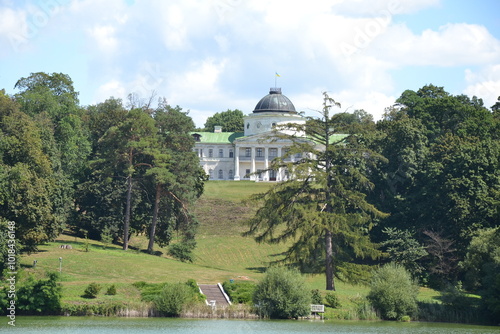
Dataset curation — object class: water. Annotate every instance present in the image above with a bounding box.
[6,317,500,334]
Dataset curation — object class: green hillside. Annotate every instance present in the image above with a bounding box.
[19,181,438,308]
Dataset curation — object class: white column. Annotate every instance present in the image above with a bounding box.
[251,146,256,181]
[234,145,240,180]
[264,147,269,181]
[277,147,282,181]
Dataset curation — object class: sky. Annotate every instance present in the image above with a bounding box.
[1,0,499,128]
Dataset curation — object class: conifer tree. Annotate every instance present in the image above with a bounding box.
[245,92,387,290]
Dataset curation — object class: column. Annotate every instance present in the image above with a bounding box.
[264,147,269,181]
[277,147,282,181]
[234,145,240,180]
[251,146,256,181]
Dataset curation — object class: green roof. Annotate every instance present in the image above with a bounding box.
[192,132,245,144]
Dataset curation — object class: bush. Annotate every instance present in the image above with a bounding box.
[325,292,341,308]
[83,282,102,298]
[16,272,62,314]
[223,281,256,304]
[105,284,117,295]
[367,263,419,320]
[253,266,311,319]
[168,243,194,263]
[311,289,323,305]
[154,283,194,316]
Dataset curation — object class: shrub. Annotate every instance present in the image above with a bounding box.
[168,243,194,263]
[253,266,311,319]
[367,263,419,320]
[83,282,102,298]
[325,292,341,309]
[154,283,194,316]
[16,272,62,314]
[311,289,323,305]
[223,281,256,304]
[105,284,117,295]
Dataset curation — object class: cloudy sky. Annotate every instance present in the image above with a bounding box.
[1,0,499,127]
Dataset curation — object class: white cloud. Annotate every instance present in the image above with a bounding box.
[332,0,440,16]
[88,24,119,55]
[464,65,500,109]
[167,58,227,103]
[373,23,500,67]
[94,79,126,104]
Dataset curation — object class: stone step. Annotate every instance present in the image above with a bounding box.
[198,284,230,307]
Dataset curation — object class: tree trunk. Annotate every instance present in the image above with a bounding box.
[325,229,335,291]
[123,174,132,250]
[147,184,162,253]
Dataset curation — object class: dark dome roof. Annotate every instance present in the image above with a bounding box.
[253,88,296,113]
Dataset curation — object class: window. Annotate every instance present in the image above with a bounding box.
[199,149,203,157]
[269,148,277,157]
[229,149,234,158]
[209,149,213,158]
[219,149,224,158]
[256,148,263,157]
[245,169,251,177]
[229,169,234,179]
[209,169,213,179]
[218,169,223,179]
[192,134,201,142]
[245,148,251,157]
[246,123,250,129]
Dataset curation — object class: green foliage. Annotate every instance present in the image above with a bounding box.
[82,282,102,298]
[16,272,62,314]
[367,264,419,320]
[253,267,311,319]
[461,227,500,320]
[440,282,470,312]
[311,289,323,305]
[203,109,244,132]
[105,284,117,295]
[382,227,428,277]
[325,292,341,309]
[223,281,256,304]
[154,283,195,316]
[168,241,195,262]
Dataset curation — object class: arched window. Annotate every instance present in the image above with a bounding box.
[229,169,234,179]
[218,169,224,179]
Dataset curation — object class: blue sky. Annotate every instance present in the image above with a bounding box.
[1,0,499,127]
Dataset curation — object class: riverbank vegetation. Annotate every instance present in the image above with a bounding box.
[1,73,499,325]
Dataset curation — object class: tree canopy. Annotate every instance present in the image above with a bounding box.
[203,109,244,132]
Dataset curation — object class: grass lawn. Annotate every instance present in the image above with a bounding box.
[19,180,441,308]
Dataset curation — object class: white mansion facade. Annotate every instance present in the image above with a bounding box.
[193,87,307,181]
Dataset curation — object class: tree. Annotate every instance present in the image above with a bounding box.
[253,266,311,319]
[460,227,500,321]
[0,92,59,251]
[203,109,244,132]
[97,109,158,250]
[147,104,205,255]
[381,227,428,278]
[245,92,387,290]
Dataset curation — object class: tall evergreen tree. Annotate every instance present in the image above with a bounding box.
[245,92,387,290]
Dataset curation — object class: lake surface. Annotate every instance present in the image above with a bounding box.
[8,317,500,334]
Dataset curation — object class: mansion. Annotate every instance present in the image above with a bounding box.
[193,87,307,181]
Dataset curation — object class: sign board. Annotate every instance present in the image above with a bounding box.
[310,304,325,313]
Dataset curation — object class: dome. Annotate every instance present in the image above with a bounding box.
[253,88,297,113]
